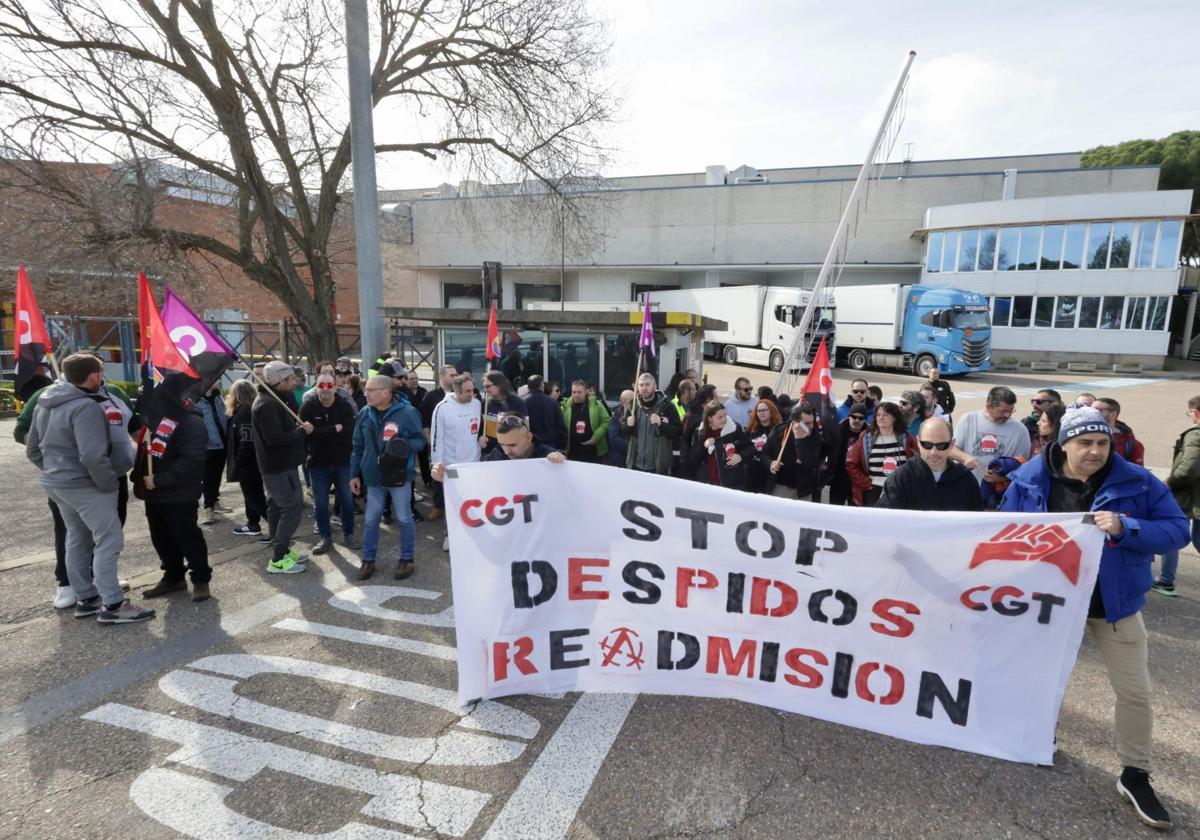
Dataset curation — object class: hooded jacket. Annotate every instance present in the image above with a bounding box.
[1001,444,1188,624]
[25,380,136,493]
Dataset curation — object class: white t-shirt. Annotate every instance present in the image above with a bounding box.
[953,410,1031,483]
[431,396,482,467]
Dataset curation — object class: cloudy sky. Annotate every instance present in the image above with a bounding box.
[372,0,1197,190]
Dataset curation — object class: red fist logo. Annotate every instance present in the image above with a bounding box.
[969,523,1081,584]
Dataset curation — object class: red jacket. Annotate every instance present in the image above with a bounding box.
[845,431,918,506]
[1112,423,1144,466]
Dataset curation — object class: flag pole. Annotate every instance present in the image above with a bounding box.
[247,367,304,424]
[144,434,154,478]
[773,422,793,467]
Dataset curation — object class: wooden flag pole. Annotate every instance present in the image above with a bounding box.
[630,348,644,423]
[773,421,793,467]
[145,434,154,478]
[45,352,61,379]
[248,367,304,424]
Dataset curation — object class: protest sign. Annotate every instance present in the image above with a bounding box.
[445,461,1104,764]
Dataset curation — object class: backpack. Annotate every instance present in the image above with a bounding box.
[378,432,411,487]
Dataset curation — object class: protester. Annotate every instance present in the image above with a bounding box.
[1073,392,1097,408]
[401,369,432,487]
[1094,398,1144,466]
[421,364,459,519]
[138,385,212,602]
[668,380,697,474]
[764,403,826,501]
[755,385,779,411]
[25,353,151,623]
[350,375,425,581]
[438,412,566,464]
[608,389,634,467]
[690,401,753,489]
[846,401,917,507]
[290,365,308,405]
[1157,396,1200,597]
[1001,406,1187,831]
[685,368,699,387]
[664,372,685,400]
[195,380,229,524]
[926,367,955,416]
[1030,400,1066,457]
[838,378,876,422]
[876,418,982,511]
[953,386,1031,485]
[746,399,783,493]
[545,381,563,401]
[252,361,315,574]
[623,373,680,475]
[430,373,484,550]
[525,373,567,452]
[561,380,611,463]
[918,384,947,424]
[1022,389,1063,444]
[482,370,526,454]
[722,377,755,428]
[224,380,267,538]
[300,372,357,555]
[346,374,367,410]
[898,391,925,437]
[300,360,336,403]
[828,403,868,506]
[867,385,884,406]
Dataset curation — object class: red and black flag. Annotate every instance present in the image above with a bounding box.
[800,337,839,438]
[12,265,54,400]
[159,286,237,396]
[136,278,199,422]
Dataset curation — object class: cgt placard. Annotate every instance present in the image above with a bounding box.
[445,461,1104,764]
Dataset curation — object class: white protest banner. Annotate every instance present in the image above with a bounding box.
[445,461,1104,764]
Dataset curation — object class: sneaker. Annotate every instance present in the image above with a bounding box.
[73,595,102,618]
[1151,580,1177,597]
[267,554,306,574]
[191,582,211,602]
[119,579,130,592]
[53,585,75,609]
[143,577,188,598]
[311,538,331,556]
[1117,766,1172,830]
[312,522,321,535]
[284,549,309,566]
[97,599,156,624]
[202,507,216,525]
[260,533,274,544]
[394,560,414,580]
[330,514,341,527]
[233,524,263,537]
[356,561,375,581]
[442,536,449,552]
[342,533,360,550]
[212,502,233,513]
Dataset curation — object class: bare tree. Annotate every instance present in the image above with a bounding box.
[0,0,615,360]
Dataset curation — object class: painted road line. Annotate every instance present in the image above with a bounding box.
[482,692,638,840]
[86,703,489,837]
[274,617,458,660]
[328,584,456,627]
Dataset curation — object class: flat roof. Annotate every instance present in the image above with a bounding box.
[382,306,728,332]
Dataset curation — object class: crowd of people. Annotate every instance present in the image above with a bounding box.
[14,349,1199,831]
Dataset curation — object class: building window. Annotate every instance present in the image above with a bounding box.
[1109,222,1134,269]
[1054,297,1077,329]
[603,333,650,399]
[941,230,960,273]
[992,296,1012,327]
[1078,296,1101,329]
[1040,224,1065,270]
[1017,226,1041,270]
[1100,296,1124,329]
[1062,223,1087,269]
[958,229,979,272]
[978,228,998,271]
[1034,296,1054,328]
[926,231,943,274]
[1135,222,1158,268]
[443,328,489,379]
[1149,297,1170,330]
[1011,296,1033,327]
[1156,220,1182,269]
[1086,223,1112,269]
[1125,297,1147,330]
[547,332,601,391]
[998,228,1020,271]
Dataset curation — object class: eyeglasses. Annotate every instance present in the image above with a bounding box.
[497,413,529,431]
[316,383,336,390]
[756,407,772,413]
[849,414,866,421]
[919,440,952,451]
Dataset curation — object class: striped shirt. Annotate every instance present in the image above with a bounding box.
[868,435,906,487]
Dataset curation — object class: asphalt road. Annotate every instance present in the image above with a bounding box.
[1,367,1198,840]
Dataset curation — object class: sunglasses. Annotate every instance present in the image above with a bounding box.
[850,389,866,394]
[497,413,529,431]
[316,382,336,390]
[737,387,752,394]
[849,414,866,421]
[898,400,911,406]
[1031,398,1051,405]
[919,440,952,451]
[335,369,351,376]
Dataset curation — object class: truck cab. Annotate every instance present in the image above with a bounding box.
[903,285,991,376]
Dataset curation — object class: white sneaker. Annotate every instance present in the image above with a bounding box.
[202,507,216,525]
[53,585,75,609]
[442,536,449,552]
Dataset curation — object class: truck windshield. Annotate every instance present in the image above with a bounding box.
[952,309,990,330]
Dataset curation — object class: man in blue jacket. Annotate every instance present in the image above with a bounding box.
[350,375,425,581]
[1001,407,1188,832]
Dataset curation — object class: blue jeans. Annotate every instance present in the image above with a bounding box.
[363,483,414,564]
[1158,517,1200,585]
[310,464,354,540]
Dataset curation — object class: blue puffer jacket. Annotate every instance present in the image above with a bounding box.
[196,392,228,450]
[1000,451,1188,624]
[350,400,425,487]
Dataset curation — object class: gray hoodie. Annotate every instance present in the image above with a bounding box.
[26,381,136,493]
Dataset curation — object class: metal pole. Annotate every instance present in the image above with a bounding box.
[560,198,566,311]
[345,0,386,368]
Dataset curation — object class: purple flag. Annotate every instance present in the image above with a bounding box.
[160,286,237,393]
[639,294,655,357]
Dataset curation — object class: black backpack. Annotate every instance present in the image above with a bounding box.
[378,432,411,487]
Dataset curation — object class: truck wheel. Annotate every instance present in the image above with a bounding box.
[722,345,738,365]
[769,350,785,372]
[848,349,869,371]
[914,354,937,378]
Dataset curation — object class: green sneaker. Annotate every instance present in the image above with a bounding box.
[1151,581,1177,597]
[267,553,306,575]
[285,549,309,566]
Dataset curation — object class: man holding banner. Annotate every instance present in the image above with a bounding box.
[1001,406,1188,831]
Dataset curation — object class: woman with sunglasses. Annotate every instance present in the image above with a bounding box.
[689,402,754,490]
[845,401,917,506]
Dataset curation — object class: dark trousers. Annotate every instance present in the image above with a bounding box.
[202,449,226,509]
[418,447,433,486]
[145,500,211,584]
[432,479,445,512]
[828,471,852,506]
[52,477,128,586]
[238,476,268,529]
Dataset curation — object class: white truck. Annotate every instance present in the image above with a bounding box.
[652,286,835,372]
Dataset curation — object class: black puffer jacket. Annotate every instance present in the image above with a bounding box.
[763,424,828,498]
[226,404,260,483]
[251,387,307,475]
[137,407,207,504]
[875,457,983,512]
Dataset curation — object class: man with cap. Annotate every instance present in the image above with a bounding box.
[876,417,982,511]
[1001,407,1188,831]
[252,361,315,574]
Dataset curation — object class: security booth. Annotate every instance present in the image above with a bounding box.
[381,305,726,403]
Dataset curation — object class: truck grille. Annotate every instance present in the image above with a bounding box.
[963,337,989,368]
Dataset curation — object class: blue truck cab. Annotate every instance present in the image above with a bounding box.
[903,284,991,376]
